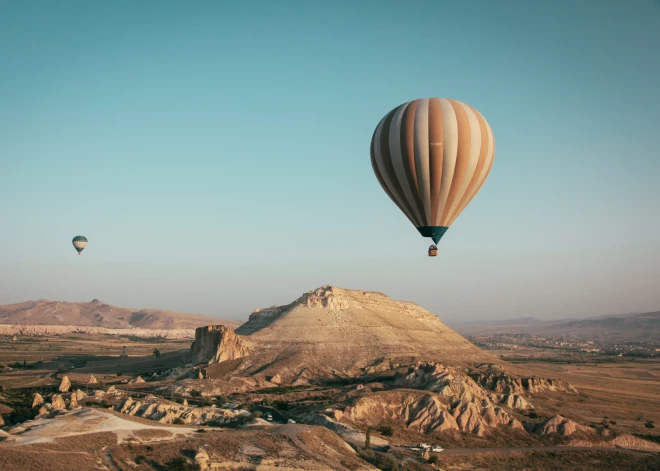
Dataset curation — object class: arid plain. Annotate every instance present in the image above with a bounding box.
[1,287,659,471]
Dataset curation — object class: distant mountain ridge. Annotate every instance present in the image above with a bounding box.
[452,311,660,343]
[0,299,241,330]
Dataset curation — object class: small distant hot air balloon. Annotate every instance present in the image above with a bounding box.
[370,98,495,257]
[72,236,88,255]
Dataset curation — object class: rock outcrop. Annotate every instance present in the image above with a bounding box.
[59,375,71,393]
[89,375,98,385]
[525,415,590,437]
[135,376,145,383]
[298,286,350,310]
[51,394,66,410]
[394,363,486,402]
[471,373,577,395]
[393,363,536,411]
[114,395,250,426]
[190,325,248,365]
[499,394,533,410]
[32,393,44,408]
[570,434,660,452]
[73,389,87,401]
[68,396,79,409]
[341,390,521,437]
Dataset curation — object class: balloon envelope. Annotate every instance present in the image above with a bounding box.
[370,98,495,244]
[72,235,88,254]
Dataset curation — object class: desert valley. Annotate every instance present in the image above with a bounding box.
[1,286,658,471]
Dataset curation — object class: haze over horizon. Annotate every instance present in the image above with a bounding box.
[2,1,659,324]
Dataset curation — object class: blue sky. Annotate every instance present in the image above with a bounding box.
[1,1,659,323]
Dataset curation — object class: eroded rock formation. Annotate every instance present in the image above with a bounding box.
[340,390,522,437]
[394,363,487,402]
[115,395,250,426]
[190,325,248,365]
[525,415,590,437]
[32,393,44,408]
[59,375,71,393]
[51,394,66,410]
[471,372,577,395]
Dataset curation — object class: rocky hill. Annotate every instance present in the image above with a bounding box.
[0,299,240,330]
[193,286,499,382]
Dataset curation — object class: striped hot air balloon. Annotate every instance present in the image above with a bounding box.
[72,235,88,255]
[370,98,495,255]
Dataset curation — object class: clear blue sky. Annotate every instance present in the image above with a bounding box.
[1,1,659,323]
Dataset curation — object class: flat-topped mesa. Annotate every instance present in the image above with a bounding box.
[233,286,497,381]
[190,325,247,366]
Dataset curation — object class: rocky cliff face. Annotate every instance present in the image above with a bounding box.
[471,372,577,395]
[190,325,248,365]
[338,390,522,437]
[115,395,250,425]
[394,363,537,410]
[394,363,487,402]
[332,363,588,438]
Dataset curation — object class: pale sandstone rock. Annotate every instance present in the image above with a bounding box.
[59,376,71,393]
[190,325,247,365]
[394,363,486,402]
[343,390,521,437]
[68,396,78,409]
[526,415,590,437]
[194,448,210,470]
[51,394,66,410]
[9,426,26,435]
[32,393,44,408]
[500,394,533,410]
[472,373,577,395]
[114,396,250,426]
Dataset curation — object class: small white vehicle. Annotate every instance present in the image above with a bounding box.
[431,446,444,453]
[287,419,296,424]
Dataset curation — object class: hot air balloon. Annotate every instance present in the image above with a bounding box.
[370,98,495,257]
[72,235,88,255]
